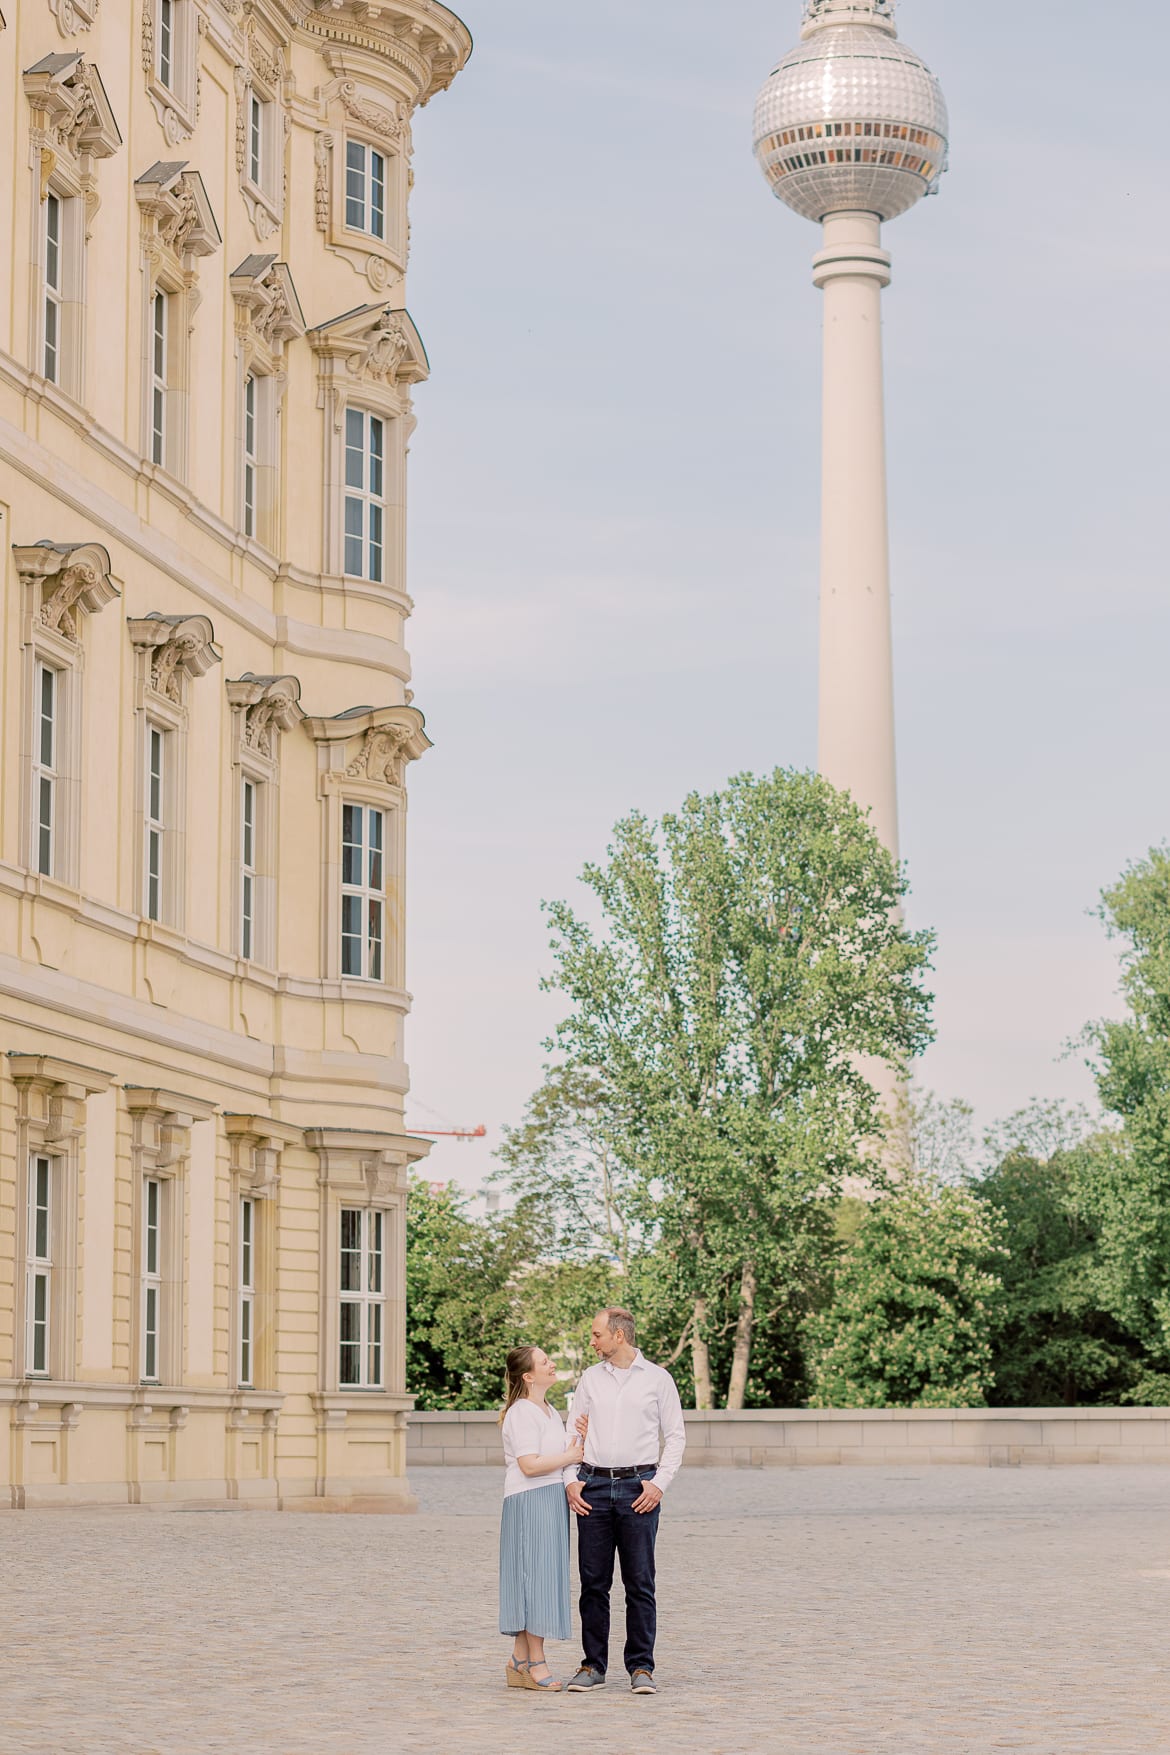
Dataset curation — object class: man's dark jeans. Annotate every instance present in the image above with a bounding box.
[576,1470,661,1676]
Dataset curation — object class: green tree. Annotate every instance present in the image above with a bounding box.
[807,1176,1008,1408]
[493,1064,637,1270]
[973,1117,1142,1407]
[543,769,935,1409]
[405,1177,534,1410]
[1080,848,1170,1396]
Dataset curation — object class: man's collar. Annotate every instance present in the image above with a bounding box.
[602,1348,646,1375]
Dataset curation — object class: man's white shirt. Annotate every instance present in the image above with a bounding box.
[564,1351,686,1494]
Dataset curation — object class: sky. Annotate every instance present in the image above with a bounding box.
[397,0,1170,1189]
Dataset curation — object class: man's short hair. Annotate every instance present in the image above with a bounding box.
[601,1307,636,1347]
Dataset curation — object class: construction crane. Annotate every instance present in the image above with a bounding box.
[409,1123,486,1142]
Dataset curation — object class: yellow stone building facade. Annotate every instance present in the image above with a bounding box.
[0,0,470,1508]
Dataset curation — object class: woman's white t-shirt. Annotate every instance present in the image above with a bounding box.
[502,1399,568,1499]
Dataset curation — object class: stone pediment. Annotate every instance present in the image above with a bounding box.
[306,703,431,790]
[13,539,119,643]
[135,161,221,260]
[230,256,305,355]
[24,54,122,163]
[308,304,428,388]
[129,612,221,703]
[226,673,305,757]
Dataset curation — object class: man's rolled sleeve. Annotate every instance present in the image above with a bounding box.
[650,1371,686,1492]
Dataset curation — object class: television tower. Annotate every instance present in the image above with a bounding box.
[752,0,948,858]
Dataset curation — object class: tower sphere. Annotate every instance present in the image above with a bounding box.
[753,0,949,224]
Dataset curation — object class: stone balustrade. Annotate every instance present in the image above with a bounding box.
[407,1406,1170,1468]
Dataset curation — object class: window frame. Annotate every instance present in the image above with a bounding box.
[238,1194,256,1389]
[344,139,386,242]
[143,718,168,923]
[145,0,198,139]
[237,366,278,549]
[342,407,386,584]
[338,1205,385,1390]
[25,1152,56,1378]
[32,661,60,879]
[340,801,386,983]
[149,287,169,468]
[140,1174,164,1384]
[34,178,84,399]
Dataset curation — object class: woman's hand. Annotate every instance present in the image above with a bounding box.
[575,1412,589,1442]
[563,1436,585,1465]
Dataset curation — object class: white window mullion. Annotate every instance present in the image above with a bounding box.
[141,1176,162,1383]
[32,663,58,878]
[344,142,386,241]
[26,1154,53,1377]
[43,192,63,384]
[341,803,385,981]
[144,722,166,921]
[243,374,257,538]
[151,290,168,467]
[342,409,385,583]
[239,1195,255,1387]
[158,0,174,89]
[240,776,257,959]
[339,1206,384,1388]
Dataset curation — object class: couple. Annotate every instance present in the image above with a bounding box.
[498,1307,687,1695]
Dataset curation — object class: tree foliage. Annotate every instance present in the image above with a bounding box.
[540,769,934,1408]
[807,1176,1008,1409]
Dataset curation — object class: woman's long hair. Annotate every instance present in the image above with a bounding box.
[499,1345,539,1425]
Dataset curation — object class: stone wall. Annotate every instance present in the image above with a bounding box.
[407,1406,1170,1468]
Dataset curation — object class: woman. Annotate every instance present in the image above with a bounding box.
[499,1344,584,1692]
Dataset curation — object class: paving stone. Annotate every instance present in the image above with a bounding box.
[1,1466,1169,1752]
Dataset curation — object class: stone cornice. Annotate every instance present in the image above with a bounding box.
[306,702,431,789]
[302,1,472,109]
[23,53,122,164]
[226,673,305,756]
[134,162,221,263]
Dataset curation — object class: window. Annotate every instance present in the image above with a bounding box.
[141,1177,162,1383]
[345,141,385,240]
[145,722,166,921]
[26,1154,54,1376]
[238,1196,256,1387]
[44,193,63,383]
[343,408,384,582]
[339,1207,384,1388]
[243,374,257,538]
[240,775,257,958]
[341,803,384,981]
[32,663,58,878]
[150,290,169,466]
[249,90,264,188]
[158,0,175,89]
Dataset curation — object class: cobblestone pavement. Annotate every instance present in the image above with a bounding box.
[3,1466,1170,1755]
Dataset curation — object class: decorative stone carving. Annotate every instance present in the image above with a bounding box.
[309,303,429,392]
[13,540,119,643]
[129,613,220,704]
[307,704,431,793]
[345,723,415,788]
[345,309,411,383]
[124,1086,216,1174]
[339,81,406,142]
[23,54,121,234]
[307,11,472,111]
[229,256,304,364]
[226,673,304,758]
[314,132,332,230]
[134,161,220,265]
[48,0,99,36]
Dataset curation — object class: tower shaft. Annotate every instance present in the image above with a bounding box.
[813,210,898,859]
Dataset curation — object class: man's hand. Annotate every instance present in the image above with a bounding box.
[632,1482,663,1515]
[567,1481,590,1518]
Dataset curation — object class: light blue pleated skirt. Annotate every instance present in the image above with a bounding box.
[499,1482,572,1639]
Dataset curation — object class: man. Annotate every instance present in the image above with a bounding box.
[563,1308,686,1696]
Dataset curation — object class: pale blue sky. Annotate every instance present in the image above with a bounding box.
[399,0,1169,1185]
